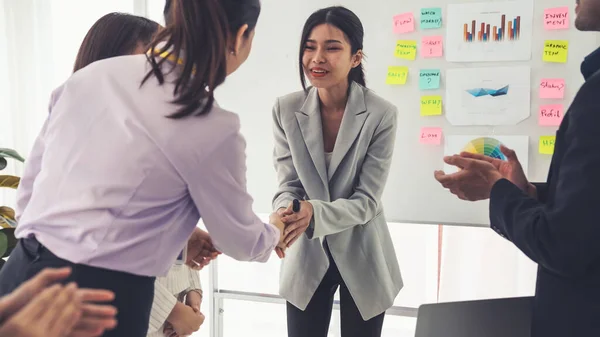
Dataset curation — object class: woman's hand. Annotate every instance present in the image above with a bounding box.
[185,290,202,313]
[167,302,204,336]
[0,283,81,337]
[0,267,117,337]
[280,200,313,247]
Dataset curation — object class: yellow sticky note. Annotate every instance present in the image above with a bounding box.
[420,96,442,116]
[543,40,568,63]
[539,136,556,154]
[386,66,408,85]
[394,40,417,60]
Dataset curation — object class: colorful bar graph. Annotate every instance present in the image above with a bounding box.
[462,14,520,42]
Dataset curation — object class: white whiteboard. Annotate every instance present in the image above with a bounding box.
[214,0,600,227]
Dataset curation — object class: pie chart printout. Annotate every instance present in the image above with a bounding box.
[461,137,508,161]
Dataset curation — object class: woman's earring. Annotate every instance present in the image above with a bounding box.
[230,50,236,56]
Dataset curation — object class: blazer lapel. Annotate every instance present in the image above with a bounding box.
[328,82,368,180]
[295,88,329,191]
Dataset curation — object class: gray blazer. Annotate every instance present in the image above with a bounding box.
[272,82,403,320]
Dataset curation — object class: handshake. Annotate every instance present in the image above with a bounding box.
[269,199,314,259]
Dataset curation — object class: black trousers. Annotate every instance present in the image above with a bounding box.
[286,253,385,337]
[0,237,155,337]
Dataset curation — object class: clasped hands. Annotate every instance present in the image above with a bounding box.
[434,145,536,201]
[270,200,314,258]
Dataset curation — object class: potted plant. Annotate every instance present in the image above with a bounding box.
[0,148,25,270]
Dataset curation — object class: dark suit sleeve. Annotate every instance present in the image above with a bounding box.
[489,80,600,278]
[532,183,549,204]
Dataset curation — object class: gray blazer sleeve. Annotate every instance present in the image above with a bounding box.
[308,107,397,238]
[272,99,307,210]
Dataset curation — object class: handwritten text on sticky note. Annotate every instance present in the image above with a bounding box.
[539,104,564,126]
[386,66,408,85]
[393,13,415,34]
[544,7,569,30]
[419,69,440,90]
[540,79,565,99]
[543,40,568,63]
[420,127,443,145]
[394,40,417,60]
[420,96,443,116]
[420,8,442,29]
[421,36,443,58]
[539,136,556,155]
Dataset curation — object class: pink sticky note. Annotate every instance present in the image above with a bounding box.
[544,7,569,30]
[419,127,443,145]
[539,104,564,126]
[421,36,443,58]
[393,13,415,34]
[540,79,565,99]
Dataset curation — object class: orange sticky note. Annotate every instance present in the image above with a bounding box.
[539,104,564,126]
[393,13,415,34]
[421,36,443,58]
[544,7,569,30]
[540,79,565,99]
[419,127,442,145]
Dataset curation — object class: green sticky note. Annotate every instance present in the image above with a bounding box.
[419,69,440,90]
[394,40,417,60]
[420,8,442,29]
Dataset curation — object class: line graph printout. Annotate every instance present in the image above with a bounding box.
[445,66,531,126]
[446,0,533,62]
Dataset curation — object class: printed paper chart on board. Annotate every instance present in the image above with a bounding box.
[445,0,534,62]
[445,66,531,126]
[444,135,529,176]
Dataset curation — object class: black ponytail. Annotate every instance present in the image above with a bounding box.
[143,0,261,119]
[349,62,366,87]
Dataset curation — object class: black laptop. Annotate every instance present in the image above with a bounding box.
[415,297,534,337]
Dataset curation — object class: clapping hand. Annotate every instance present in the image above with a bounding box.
[434,153,504,201]
[0,267,117,337]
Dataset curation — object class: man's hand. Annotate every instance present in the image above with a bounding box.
[270,211,289,258]
[186,228,220,270]
[459,145,531,194]
[434,155,504,201]
[167,302,204,336]
[280,200,313,247]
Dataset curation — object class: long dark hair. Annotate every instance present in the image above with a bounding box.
[73,13,159,72]
[143,0,261,119]
[299,6,366,91]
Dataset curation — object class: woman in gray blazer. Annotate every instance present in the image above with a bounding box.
[271,6,403,337]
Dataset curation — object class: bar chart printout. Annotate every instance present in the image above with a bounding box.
[463,14,521,42]
[446,1,533,62]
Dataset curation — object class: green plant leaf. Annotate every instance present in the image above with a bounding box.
[0,157,6,171]
[0,232,7,258]
[0,176,20,189]
[0,148,25,163]
[2,228,16,257]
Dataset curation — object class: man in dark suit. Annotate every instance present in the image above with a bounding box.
[435,1,600,336]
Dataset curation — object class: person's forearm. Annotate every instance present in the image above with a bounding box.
[166,302,187,324]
